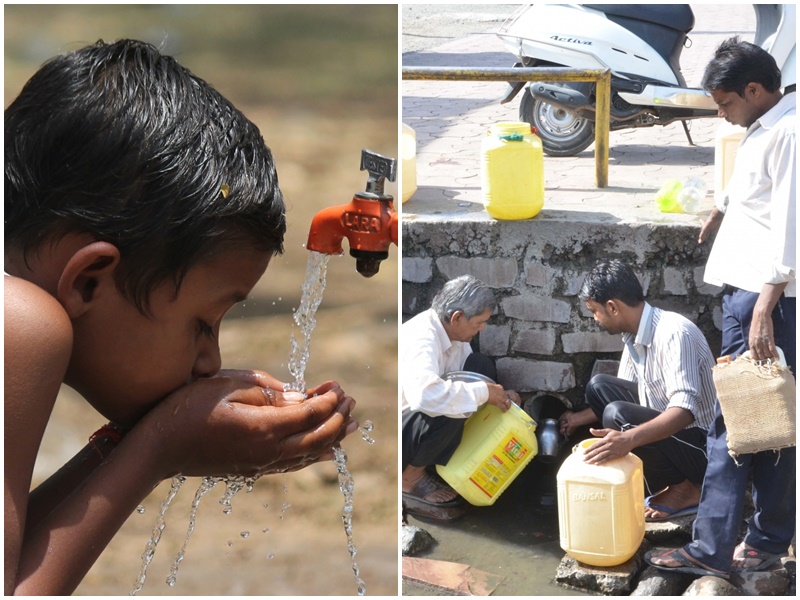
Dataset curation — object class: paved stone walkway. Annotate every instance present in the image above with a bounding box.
[401,4,756,225]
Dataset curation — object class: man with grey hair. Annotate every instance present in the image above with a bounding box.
[402,275,520,520]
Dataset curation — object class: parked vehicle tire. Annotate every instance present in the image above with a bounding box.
[519,85,595,157]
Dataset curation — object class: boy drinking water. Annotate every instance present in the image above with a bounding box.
[4,39,358,595]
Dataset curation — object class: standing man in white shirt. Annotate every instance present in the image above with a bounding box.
[648,37,795,578]
[402,275,520,520]
[558,261,716,522]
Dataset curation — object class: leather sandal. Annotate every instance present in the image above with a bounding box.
[402,473,466,522]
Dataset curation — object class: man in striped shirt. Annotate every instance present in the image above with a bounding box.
[558,260,716,521]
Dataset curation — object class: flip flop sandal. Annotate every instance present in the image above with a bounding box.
[732,544,787,573]
[402,474,466,522]
[644,495,699,522]
[645,548,730,580]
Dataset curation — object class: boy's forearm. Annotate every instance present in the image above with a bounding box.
[25,441,112,533]
[14,431,164,595]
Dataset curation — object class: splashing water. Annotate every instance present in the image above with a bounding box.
[166,477,220,587]
[359,420,375,445]
[334,445,367,596]
[131,476,185,594]
[286,251,329,395]
[134,475,260,593]
[219,477,253,515]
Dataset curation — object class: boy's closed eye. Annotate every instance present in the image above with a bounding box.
[197,320,215,339]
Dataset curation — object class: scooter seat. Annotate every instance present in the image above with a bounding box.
[584,4,695,33]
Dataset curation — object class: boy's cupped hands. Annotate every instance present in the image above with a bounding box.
[131,370,358,480]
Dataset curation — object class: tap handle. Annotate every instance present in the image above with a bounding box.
[360,149,396,196]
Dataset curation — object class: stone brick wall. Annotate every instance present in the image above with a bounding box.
[402,218,724,407]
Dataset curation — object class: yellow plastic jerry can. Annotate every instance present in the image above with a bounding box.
[436,402,538,506]
[480,122,544,220]
[557,438,645,567]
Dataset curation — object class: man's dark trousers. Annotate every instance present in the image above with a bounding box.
[584,374,708,497]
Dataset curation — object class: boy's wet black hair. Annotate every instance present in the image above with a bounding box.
[580,260,645,308]
[5,39,286,313]
[702,36,782,96]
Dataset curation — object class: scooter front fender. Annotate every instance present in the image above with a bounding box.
[499,62,526,104]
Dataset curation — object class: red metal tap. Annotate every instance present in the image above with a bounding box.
[306,150,397,278]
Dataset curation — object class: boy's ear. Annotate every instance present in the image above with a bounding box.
[57,241,121,318]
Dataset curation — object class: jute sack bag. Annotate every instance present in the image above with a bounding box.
[712,349,796,460]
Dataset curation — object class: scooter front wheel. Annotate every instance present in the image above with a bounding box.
[519,89,595,157]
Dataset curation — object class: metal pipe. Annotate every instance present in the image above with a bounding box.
[402,66,612,188]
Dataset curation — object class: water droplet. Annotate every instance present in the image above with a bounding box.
[219,477,247,515]
[136,505,146,514]
[266,553,275,560]
[240,531,250,539]
[262,528,269,534]
[359,420,376,445]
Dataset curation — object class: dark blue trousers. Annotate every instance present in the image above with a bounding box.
[686,288,796,570]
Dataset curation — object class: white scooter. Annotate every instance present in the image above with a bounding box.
[497,4,796,156]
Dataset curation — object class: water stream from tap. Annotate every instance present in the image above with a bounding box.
[285,251,329,395]
[286,250,368,596]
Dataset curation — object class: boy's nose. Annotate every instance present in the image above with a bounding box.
[193,340,222,379]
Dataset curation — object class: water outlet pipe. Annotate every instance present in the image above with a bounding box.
[307,149,398,277]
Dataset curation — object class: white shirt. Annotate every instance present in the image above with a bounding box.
[618,303,717,431]
[704,93,796,296]
[401,308,489,418]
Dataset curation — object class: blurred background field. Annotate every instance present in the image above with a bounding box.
[5,4,399,596]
